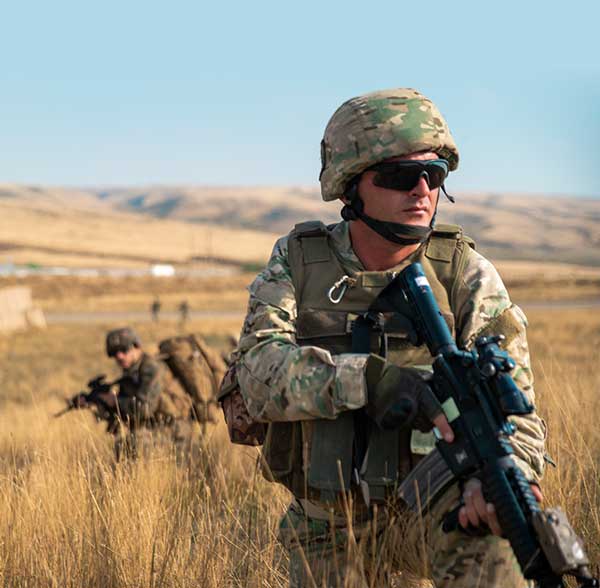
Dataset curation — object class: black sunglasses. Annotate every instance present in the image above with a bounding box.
[368,159,449,191]
[108,345,131,357]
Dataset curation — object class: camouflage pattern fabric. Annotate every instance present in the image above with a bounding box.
[234,221,546,482]
[117,353,193,425]
[281,484,530,587]
[117,353,166,424]
[319,88,459,201]
[220,365,267,445]
[110,352,196,460]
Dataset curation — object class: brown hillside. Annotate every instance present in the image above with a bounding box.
[2,184,599,267]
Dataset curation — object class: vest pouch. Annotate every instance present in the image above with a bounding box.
[218,365,266,446]
[362,426,400,503]
[307,412,355,501]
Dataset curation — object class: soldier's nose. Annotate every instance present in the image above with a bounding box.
[409,175,431,197]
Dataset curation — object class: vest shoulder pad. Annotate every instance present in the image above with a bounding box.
[293,220,329,238]
[291,220,331,264]
[431,224,475,249]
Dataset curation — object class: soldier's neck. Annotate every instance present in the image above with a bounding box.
[349,220,420,271]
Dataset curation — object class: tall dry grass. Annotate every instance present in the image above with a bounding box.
[0,319,291,587]
[0,310,598,586]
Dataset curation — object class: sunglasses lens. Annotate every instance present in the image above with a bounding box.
[373,167,420,190]
[371,160,448,191]
[109,346,129,357]
[423,163,447,189]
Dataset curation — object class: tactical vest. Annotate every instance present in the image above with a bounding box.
[261,221,475,502]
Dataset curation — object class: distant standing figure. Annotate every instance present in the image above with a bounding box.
[151,297,161,322]
[178,300,190,327]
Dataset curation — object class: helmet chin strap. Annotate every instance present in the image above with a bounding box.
[341,179,455,246]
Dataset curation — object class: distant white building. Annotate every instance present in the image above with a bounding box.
[150,264,176,277]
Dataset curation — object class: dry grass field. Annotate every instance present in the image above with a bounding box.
[1,181,599,586]
[0,274,255,313]
[2,259,600,318]
[0,301,599,586]
[1,187,599,585]
[3,272,599,323]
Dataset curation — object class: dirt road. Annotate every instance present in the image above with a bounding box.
[45,310,246,324]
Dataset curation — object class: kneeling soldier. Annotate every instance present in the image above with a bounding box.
[102,327,192,459]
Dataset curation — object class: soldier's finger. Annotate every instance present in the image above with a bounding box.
[531,484,543,503]
[432,414,454,443]
[463,487,481,527]
[458,506,470,529]
[470,484,489,524]
[486,503,503,536]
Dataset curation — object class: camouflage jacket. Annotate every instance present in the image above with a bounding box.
[118,352,164,424]
[234,222,546,482]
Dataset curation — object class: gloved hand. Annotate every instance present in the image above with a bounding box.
[365,354,443,432]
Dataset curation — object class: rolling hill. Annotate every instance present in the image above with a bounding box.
[1,183,599,267]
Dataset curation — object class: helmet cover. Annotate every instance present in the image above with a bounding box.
[319,88,459,201]
[106,327,141,357]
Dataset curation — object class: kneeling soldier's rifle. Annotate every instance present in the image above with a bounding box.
[376,262,597,588]
[55,375,121,430]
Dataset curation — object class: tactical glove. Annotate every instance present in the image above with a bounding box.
[365,354,442,431]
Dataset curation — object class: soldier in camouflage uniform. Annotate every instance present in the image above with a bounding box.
[229,89,546,587]
[101,327,193,459]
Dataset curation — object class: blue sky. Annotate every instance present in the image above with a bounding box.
[1,0,598,196]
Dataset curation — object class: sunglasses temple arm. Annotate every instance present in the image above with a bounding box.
[441,184,455,203]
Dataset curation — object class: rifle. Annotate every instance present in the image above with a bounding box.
[55,374,121,431]
[376,262,597,588]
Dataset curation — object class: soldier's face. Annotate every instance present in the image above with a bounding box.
[113,346,141,369]
[357,151,440,227]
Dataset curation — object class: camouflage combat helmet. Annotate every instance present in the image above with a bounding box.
[319,88,459,201]
[106,327,141,357]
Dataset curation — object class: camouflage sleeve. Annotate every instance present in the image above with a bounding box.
[118,357,163,419]
[235,235,368,422]
[453,249,547,483]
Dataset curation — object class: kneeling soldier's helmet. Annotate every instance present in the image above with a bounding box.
[319,88,459,202]
[106,327,141,357]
